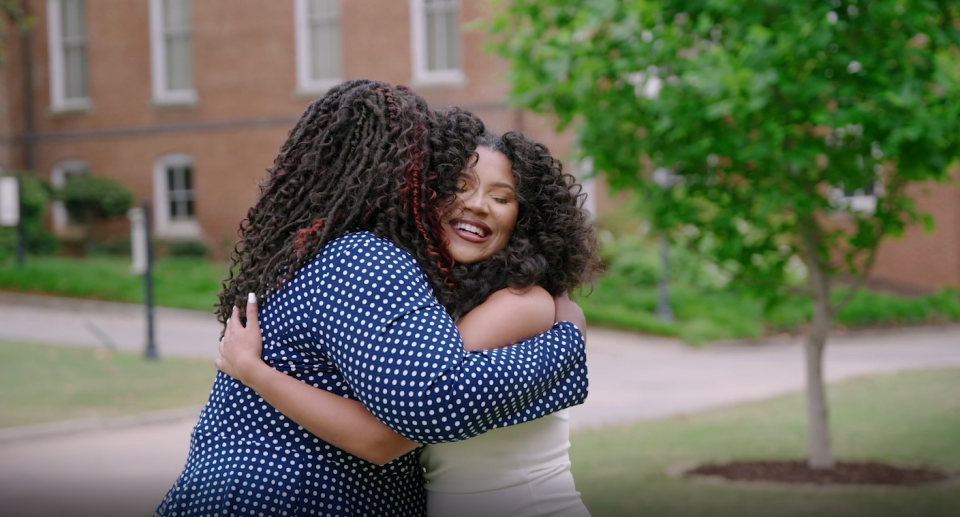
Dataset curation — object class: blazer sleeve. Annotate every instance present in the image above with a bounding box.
[312,233,588,444]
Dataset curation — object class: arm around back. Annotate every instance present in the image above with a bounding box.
[316,233,587,445]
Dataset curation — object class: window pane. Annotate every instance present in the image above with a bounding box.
[310,21,339,80]
[426,11,439,71]
[164,0,191,30]
[182,166,192,190]
[167,163,195,221]
[61,0,88,99]
[309,0,335,17]
[62,0,86,39]
[167,167,177,194]
[309,22,324,79]
[307,0,340,81]
[444,10,460,70]
[328,24,342,78]
[166,36,194,91]
[424,1,459,72]
[64,46,88,98]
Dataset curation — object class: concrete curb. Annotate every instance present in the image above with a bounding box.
[0,405,203,443]
[0,291,215,321]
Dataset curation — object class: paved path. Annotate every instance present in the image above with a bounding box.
[1,293,959,516]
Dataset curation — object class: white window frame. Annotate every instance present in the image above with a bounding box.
[152,153,202,239]
[831,182,882,214]
[409,0,465,87]
[294,0,343,95]
[46,0,92,112]
[149,0,198,106]
[576,156,598,220]
[50,159,89,233]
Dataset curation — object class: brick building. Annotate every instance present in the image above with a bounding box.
[0,0,590,252]
[0,0,957,292]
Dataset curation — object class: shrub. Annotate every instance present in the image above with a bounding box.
[61,175,133,221]
[0,173,58,260]
[86,237,132,257]
[166,240,209,258]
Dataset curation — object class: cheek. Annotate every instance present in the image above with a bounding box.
[503,208,519,235]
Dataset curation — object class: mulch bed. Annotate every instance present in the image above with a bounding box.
[685,460,954,487]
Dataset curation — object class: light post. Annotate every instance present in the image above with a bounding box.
[128,199,157,360]
[652,168,677,322]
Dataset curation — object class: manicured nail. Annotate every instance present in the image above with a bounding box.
[248,293,256,304]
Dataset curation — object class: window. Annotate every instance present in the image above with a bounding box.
[46,0,90,112]
[294,0,342,94]
[575,156,598,220]
[410,0,464,86]
[50,159,89,233]
[831,181,881,214]
[150,0,196,105]
[152,154,201,238]
[831,151,884,214]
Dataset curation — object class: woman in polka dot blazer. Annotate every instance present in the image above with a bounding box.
[216,130,601,517]
[155,80,596,517]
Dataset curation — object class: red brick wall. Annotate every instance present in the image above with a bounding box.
[870,176,960,291]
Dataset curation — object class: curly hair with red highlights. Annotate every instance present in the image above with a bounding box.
[216,79,482,328]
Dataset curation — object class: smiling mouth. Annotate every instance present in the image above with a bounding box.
[449,218,491,242]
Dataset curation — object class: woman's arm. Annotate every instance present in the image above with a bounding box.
[218,285,565,465]
[218,301,417,466]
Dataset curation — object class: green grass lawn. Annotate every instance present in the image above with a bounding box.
[570,368,960,517]
[0,340,217,428]
[0,255,225,312]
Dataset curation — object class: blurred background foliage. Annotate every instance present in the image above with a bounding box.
[579,203,960,344]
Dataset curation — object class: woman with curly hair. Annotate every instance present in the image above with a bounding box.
[217,129,602,517]
[155,80,591,517]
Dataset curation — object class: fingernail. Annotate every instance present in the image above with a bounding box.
[248,293,256,304]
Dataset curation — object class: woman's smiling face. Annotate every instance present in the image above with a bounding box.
[442,146,519,264]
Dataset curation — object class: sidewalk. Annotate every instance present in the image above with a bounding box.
[1,293,959,516]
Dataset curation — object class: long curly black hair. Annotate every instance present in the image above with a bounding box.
[215,79,483,327]
[444,131,603,318]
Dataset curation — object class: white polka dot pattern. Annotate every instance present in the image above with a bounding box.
[155,232,588,516]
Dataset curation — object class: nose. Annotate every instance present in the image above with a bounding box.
[460,188,488,215]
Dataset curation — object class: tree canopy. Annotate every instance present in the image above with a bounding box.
[489,0,960,468]
[491,0,960,302]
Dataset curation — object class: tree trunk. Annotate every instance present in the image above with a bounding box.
[804,295,834,469]
[799,215,836,469]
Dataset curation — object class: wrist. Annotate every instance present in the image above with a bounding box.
[238,358,268,387]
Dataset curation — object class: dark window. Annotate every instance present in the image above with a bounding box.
[166,164,194,220]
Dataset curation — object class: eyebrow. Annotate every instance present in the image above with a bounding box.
[491,182,517,193]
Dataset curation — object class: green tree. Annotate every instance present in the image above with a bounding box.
[490,0,960,468]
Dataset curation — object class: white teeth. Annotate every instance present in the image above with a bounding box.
[454,222,485,237]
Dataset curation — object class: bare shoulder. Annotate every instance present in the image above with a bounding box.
[489,286,554,321]
[458,285,555,351]
[490,285,552,309]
